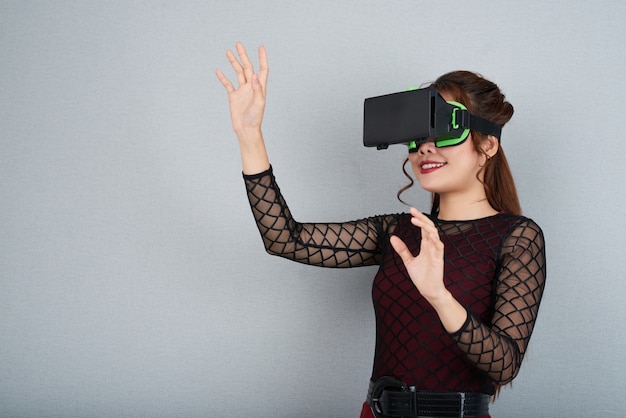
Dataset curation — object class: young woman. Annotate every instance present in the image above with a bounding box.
[216,42,546,418]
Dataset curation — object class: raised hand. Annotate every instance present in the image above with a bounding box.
[215,42,269,136]
[216,42,270,174]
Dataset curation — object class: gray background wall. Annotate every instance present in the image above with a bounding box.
[1,1,625,417]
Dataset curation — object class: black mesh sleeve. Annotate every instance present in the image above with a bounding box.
[448,218,546,384]
[243,167,397,268]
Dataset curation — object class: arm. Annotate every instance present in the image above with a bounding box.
[244,167,394,268]
[217,43,395,268]
[447,219,546,384]
[391,212,546,385]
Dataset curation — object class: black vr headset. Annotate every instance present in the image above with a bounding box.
[363,86,501,152]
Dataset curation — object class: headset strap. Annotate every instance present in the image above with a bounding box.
[457,109,502,140]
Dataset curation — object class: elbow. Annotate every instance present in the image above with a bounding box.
[260,236,285,256]
[494,366,520,386]
[264,247,282,257]
[263,243,281,257]
[262,239,295,259]
[491,350,523,385]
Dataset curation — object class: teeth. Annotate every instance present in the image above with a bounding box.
[422,163,445,169]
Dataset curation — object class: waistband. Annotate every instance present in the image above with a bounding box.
[366,377,490,418]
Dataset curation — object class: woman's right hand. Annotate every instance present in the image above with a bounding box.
[215,43,270,174]
[215,42,269,138]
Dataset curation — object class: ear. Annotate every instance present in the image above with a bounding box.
[482,135,500,159]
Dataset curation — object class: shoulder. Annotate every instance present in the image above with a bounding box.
[495,214,545,254]
[499,214,544,239]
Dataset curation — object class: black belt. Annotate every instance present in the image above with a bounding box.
[367,377,490,418]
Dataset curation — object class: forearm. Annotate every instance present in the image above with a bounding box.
[432,292,521,384]
[448,311,522,384]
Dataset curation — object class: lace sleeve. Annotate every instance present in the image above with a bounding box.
[449,218,546,384]
[243,167,395,268]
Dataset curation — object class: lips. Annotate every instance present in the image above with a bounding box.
[419,160,446,174]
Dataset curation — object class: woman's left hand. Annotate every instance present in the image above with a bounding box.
[390,208,448,304]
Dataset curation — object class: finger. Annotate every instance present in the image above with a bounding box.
[251,73,266,103]
[410,209,438,236]
[412,213,437,237]
[257,45,269,87]
[215,69,235,93]
[410,207,434,226]
[390,235,415,264]
[425,230,444,247]
[426,232,444,259]
[236,42,255,83]
[420,230,443,255]
[226,48,246,87]
[421,228,443,249]
[432,232,444,250]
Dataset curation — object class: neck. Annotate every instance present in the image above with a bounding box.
[436,192,498,221]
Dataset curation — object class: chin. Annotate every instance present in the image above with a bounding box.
[416,179,440,194]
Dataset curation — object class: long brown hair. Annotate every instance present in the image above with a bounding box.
[397,71,522,216]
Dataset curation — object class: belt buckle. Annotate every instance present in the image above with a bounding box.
[370,377,409,418]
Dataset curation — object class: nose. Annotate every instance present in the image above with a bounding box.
[416,140,436,154]
[408,140,434,163]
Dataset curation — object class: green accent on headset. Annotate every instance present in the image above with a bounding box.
[406,100,471,152]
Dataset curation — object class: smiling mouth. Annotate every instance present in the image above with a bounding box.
[421,162,446,170]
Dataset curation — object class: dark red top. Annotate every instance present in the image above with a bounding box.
[244,167,546,395]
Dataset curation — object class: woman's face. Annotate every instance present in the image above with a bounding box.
[408,133,486,196]
[407,91,488,196]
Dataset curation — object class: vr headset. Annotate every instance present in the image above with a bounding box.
[363,86,501,152]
